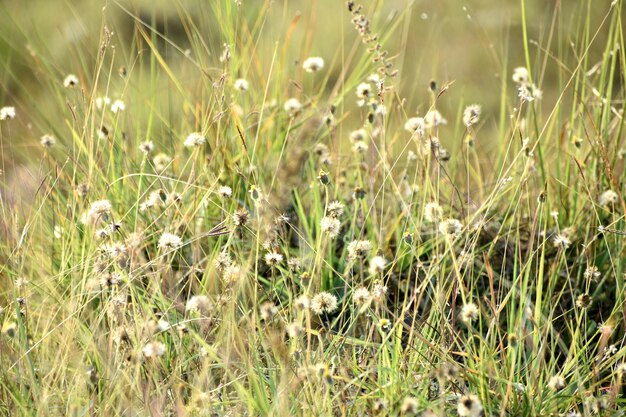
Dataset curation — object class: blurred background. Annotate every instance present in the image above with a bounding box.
[0,0,620,201]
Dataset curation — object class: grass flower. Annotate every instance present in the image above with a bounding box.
[95,96,111,110]
[311,292,338,315]
[158,232,183,250]
[457,394,483,417]
[184,132,206,147]
[0,106,16,120]
[302,56,324,72]
[404,117,426,137]
[63,74,79,88]
[40,134,56,148]
[512,66,529,84]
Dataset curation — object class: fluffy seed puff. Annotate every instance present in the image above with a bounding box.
[457,394,483,417]
[463,104,481,128]
[460,302,479,324]
[310,292,338,315]
[63,74,79,88]
[40,134,56,148]
[158,232,183,251]
[0,106,16,120]
[320,216,341,239]
[184,132,207,147]
[302,56,325,73]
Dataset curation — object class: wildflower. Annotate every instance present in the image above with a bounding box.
[404,117,426,137]
[82,200,112,225]
[311,292,338,315]
[63,74,79,88]
[287,257,302,272]
[264,251,283,267]
[234,78,249,91]
[284,98,302,115]
[460,302,479,323]
[142,341,166,358]
[352,141,368,153]
[584,265,601,280]
[462,104,481,128]
[0,106,16,120]
[320,216,341,239]
[286,322,303,337]
[139,140,154,154]
[356,82,372,99]
[259,302,278,321]
[350,129,367,142]
[378,318,391,330]
[95,96,111,110]
[353,287,371,307]
[553,233,571,249]
[372,283,387,302]
[233,208,249,227]
[294,294,310,310]
[439,218,463,237]
[218,185,233,198]
[110,99,125,114]
[302,56,325,73]
[184,132,206,147]
[457,394,483,417]
[347,240,372,259]
[512,67,529,84]
[326,200,345,218]
[152,153,172,171]
[369,256,387,275]
[424,109,447,128]
[400,397,419,415]
[185,295,212,314]
[40,134,56,148]
[158,232,183,250]
[547,375,566,391]
[424,202,443,223]
[576,293,592,309]
[599,190,619,207]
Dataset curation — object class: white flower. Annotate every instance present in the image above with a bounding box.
[185,295,212,314]
[40,134,56,148]
[139,140,154,154]
[353,287,371,306]
[512,67,529,84]
[547,375,566,391]
[404,117,426,137]
[457,394,483,417]
[158,232,183,250]
[462,104,481,128]
[424,202,443,223]
[460,303,479,323]
[599,190,619,207]
[369,256,387,275]
[439,218,463,237]
[234,78,249,91]
[111,100,125,114]
[310,292,338,315]
[63,74,79,88]
[283,98,302,115]
[183,132,206,147]
[553,233,571,249]
[95,96,111,110]
[142,341,166,358]
[347,240,372,259]
[264,251,283,267]
[302,56,325,73]
[356,82,372,99]
[218,185,233,198]
[424,109,447,128]
[0,106,16,120]
[320,216,341,239]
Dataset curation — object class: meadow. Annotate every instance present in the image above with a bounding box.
[1,0,625,415]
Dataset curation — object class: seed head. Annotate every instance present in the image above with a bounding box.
[264,251,283,267]
[139,140,154,154]
[158,232,183,250]
[142,341,166,358]
[352,287,371,306]
[369,256,387,275]
[462,104,481,128]
[302,56,325,73]
[234,78,249,91]
[40,134,56,148]
[547,375,566,391]
[457,394,483,417]
[347,240,372,259]
[110,100,125,114]
[310,292,339,315]
[424,202,443,223]
[460,302,479,323]
[321,216,341,239]
[400,397,419,415]
[63,74,79,88]
[284,98,302,115]
[184,132,206,147]
[0,106,16,120]
[598,190,619,207]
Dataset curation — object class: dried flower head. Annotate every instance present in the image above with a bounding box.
[295,294,310,310]
[233,207,250,228]
[264,251,283,267]
[347,240,372,259]
[158,232,183,251]
[0,106,16,120]
[139,140,154,154]
[142,341,166,358]
[302,56,325,73]
[184,132,206,147]
[439,218,463,237]
[462,104,481,128]
[576,293,592,309]
[111,100,125,114]
[352,287,371,307]
[40,134,56,148]
[234,78,249,91]
[460,302,479,323]
[547,375,566,391]
[320,216,341,239]
[424,202,443,223]
[284,98,302,115]
[553,233,571,249]
[63,74,79,88]
[404,117,426,137]
[512,67,530,84]
[598,190,619,207]
[310,292,339,315]
[400,397,419,415]
[424,109,447,128]
[369,256,387,275]
[259,302,278,321]
[326,200,345,218]
[457,394,483,417]
[218,185,233,198]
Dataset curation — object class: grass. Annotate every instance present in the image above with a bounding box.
[0,0,625,415]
